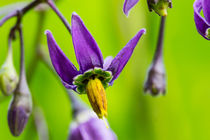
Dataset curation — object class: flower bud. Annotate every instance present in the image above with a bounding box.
[144,62,166,96]
[8,82,32,136]
[0,48,18,96]
[147,0,172,16]
[68,110,117,140]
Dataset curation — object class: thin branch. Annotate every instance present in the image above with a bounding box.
[153,16,166,64]
[47,0,72,34]
[0,0,41,26]
[18,22,26,85]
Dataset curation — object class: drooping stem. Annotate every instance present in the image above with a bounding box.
[6,37,13,63]
[153,16,166,65]
[47,0,72,34]
[18,23,27,86]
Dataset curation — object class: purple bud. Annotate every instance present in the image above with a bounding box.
[8,106,29,136]
[144,17,166,96]
[144,61,166,96]
[7,84,32,136]
[68,110,117,140]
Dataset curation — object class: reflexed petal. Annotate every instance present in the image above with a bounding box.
[45,30,80,86]
[103,56,113,70]
[194,0,210,40]
[123,0,139,16]
[203,0,210,23]
[69,118,116,140]
[71,13,104,72]
[107,29,146,85]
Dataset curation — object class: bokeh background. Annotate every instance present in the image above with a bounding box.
[0,0,210,140]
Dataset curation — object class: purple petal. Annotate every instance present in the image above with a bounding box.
[194,0,210,40]
[103,56,113,70]
[107,29,146,85]
[69,118,116,140]
[8,106,29,136]
[123,0,139,16]
[71,13,104,72]
[203,0,210,23]
[45,30,80,87]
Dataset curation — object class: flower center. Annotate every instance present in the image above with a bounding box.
[86,78,107,118]
[73,68,112,94]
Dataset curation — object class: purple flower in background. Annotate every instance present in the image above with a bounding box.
[46,12,145,119]
[68,110,117,140]
[123,0,172,16]
[123,0,139,16]
[194,0,210,40]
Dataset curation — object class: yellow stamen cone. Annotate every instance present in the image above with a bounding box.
[86,78,107,119]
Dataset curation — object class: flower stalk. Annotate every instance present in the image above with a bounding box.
[47,0,72,34]
[7,13,33,136]
[0,0,41,26]
[144,16,166,96]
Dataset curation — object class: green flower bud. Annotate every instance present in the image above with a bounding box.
[0,48,18,96]
[147,0,172,16]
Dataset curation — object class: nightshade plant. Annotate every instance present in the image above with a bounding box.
[122,0,170,95]
[194,0,210,40]
[123,0,172,16]
[0,0,120,138]
[46,13,146,119]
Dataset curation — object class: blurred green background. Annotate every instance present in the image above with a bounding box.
[0,0,210,140]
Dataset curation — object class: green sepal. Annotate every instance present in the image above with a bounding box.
[206,28,210,39]
[73,68,112,94]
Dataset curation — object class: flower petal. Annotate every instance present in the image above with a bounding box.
[123,0,139,16]
[194,0,210,40]
[107,29,146,85]
[69,118,116,140]
[45,30,80,87]
[71,13,104,73]
[203,0,210,23]
[103,56,113,70]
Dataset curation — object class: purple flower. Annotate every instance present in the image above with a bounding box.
[194,0,210,40]
[68,110,117,140]
[123,0,172,16]
[123,0,139,16]
[46,12,145,118]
